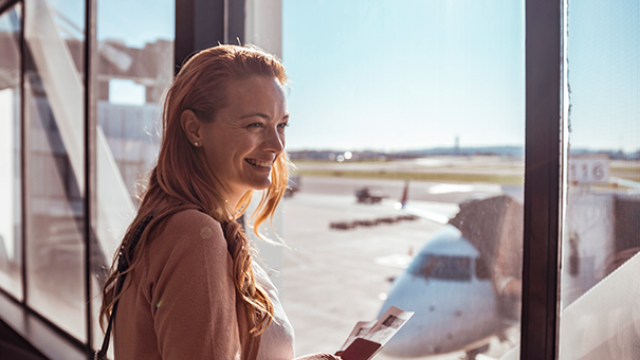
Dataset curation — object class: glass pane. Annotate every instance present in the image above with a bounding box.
[281,1,524,359]
[92,0,174,351]
[559,0,640,359]
[24,0,86,341]
[0,3,22,300]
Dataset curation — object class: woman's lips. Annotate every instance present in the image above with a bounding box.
[245,158,273,168]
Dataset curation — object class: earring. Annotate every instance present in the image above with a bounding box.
[194,142,199,146]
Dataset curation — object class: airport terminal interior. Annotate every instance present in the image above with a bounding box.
[0,0,638,359]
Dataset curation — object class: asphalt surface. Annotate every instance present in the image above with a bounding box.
[276,176,521,360]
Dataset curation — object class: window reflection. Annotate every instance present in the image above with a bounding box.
[93,0,175,351]
[24,0,86,341]
[559,0,640,359]
[0,4,22,300]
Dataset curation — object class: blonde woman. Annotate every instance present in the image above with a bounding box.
[99,45,340,360]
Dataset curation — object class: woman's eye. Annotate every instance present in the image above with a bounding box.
[247,123,262,128]
[278,123,289,129]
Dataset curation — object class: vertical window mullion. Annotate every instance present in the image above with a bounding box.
[175,0,229,73]
[521,0,564,359]
[84,0,97,356]
[19,0,27,308]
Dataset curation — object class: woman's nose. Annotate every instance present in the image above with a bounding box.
[264,126,285,153]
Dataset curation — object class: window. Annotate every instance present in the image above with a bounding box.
[410,254,472,281]
[24,0,87,340]
[558,0,640,358]
[0,2,21,301]
[92,0,174,351]
[280,1,524,358]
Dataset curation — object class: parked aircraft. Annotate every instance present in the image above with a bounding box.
[379,184,521,360]
[377,179,639,360]
[379,226,512,359]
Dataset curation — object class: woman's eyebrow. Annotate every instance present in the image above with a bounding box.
[240,112,270,119]
[240,112,289,121]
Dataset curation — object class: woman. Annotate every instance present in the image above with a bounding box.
[99,45,339,360]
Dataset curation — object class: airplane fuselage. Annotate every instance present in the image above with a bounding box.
[379,225,504,357]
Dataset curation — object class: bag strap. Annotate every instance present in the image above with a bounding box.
[95,214,154,360]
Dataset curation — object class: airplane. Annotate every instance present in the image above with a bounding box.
[375,177,639,360]
[380,225,510,359]
[377,182,521,360]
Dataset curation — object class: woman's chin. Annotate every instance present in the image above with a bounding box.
[247,178,272,192]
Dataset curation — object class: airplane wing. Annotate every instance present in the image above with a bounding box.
[401,201,459,224]
[395,179,459,224]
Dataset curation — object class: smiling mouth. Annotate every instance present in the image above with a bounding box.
[245,158,273,168]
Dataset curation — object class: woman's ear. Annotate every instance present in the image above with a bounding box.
[180,109,203,147]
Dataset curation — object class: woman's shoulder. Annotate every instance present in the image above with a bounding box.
[148,209,227,255]
[166,209,223,231]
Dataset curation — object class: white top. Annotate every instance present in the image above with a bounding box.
[253,263,296,360]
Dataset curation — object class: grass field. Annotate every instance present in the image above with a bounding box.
[291,161,640,187]
[291,169,525,184]
[288,157,640,186]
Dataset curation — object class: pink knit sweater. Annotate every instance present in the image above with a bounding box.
[113,209,342,360]
[114,210,259,360]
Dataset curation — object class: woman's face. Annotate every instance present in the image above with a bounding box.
[200,75,288,202]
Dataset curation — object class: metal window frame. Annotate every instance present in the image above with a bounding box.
[0,0,568,359]
[19,0,26,308]
[0,0,19,16]
[175,0,225,74]
[84,0,97,356]
[520,0,564,359]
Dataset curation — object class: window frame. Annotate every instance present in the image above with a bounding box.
[520,0,564,359]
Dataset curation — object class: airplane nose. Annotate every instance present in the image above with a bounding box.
[378,276,440,357]
[379,273,498,358]
[377,273,467,358]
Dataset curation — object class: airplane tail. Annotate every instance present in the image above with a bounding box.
[399,179,410,209]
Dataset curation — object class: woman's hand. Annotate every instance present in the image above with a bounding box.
[294,353,342,360]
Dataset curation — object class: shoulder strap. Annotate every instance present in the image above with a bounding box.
[95,214,154,360]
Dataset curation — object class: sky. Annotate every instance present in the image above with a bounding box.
[566,0,640,153]
[39,0,639,153]
[282,0,525,151]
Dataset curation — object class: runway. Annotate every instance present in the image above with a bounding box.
[275,176,520,359]
[292,176,523,204]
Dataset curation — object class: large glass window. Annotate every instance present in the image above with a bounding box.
[24,0,87,341]
[559,0,640,358]
[6,1,630,359]
[0,3,22,300]
[92,0,175,351]
[281,1,524,359]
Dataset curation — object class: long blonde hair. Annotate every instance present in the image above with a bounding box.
[99,44,289,335]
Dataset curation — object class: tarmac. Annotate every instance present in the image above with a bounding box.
[275,176,521,360]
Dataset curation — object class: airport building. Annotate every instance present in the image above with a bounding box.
[0,0,638,359]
